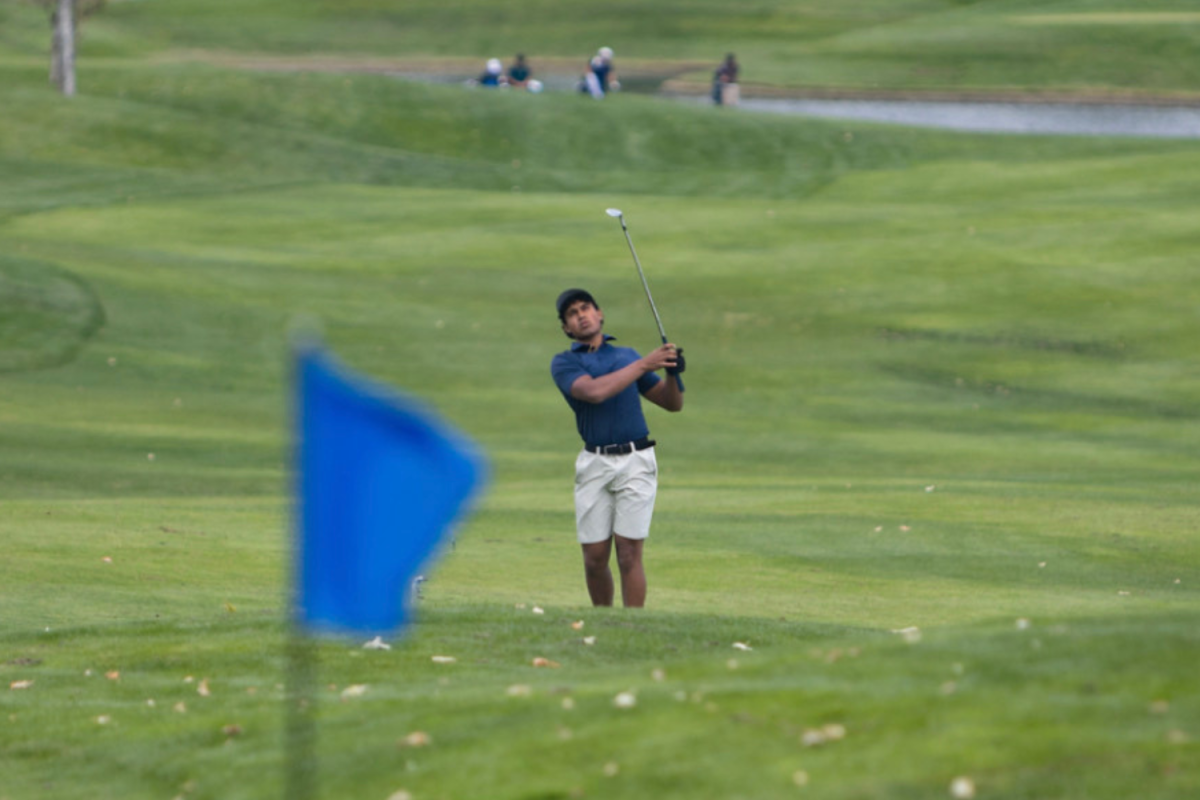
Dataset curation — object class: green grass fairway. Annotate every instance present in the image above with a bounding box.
[3,3,1200,799]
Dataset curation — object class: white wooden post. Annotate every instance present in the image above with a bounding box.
[57,0,76,97]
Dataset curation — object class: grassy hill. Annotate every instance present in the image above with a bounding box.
[2,2,1199,798]
[4,0,1200,95]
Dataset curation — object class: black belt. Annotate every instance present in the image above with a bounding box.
[590,437,655,456]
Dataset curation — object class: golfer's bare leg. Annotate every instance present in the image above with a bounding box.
[614,534,646,608]
[581,538,614,606]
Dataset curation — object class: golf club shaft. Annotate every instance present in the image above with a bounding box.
[618,220,668,344]
[607,208,683,389]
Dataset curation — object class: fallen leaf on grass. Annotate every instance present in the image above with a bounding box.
[532,606,545,615]
[732,642,752,651]
[197,679,211,697]
[340,684,368,700]
[821,723,846,741]
[651,668,666,682]
[174,702,187,713]
[431,655,457,664]
[222,724,243,737]
[571,620,585,630]
[949,776,976,798]
[96,715,111,725]
[801,725,845,747]
[582,636,596,646]
[399,731,431,747]
[532,657,561,668]
[612,691,636,709]
[891,626,922,644]
[793,770,810,787]
[101,556,113,564]
[506,684,532,697]
[105,671,120,681]
[9,680,34,690]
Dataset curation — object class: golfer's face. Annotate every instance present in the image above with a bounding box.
[563,301,603,339]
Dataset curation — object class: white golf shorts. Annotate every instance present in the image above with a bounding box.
[574,446,658,544]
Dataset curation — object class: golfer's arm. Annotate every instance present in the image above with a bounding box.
[644,375,683,412]
[569,361,649,404]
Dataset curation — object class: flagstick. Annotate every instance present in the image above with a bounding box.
[288,340,318,800]
[283,341,487,799]
[284,625,318,800]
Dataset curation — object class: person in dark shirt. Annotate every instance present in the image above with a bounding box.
[478,58,504,87]
[550,288,685,607]
[507,54,531,88]
[581,47,619,99]
[712,53,740,105]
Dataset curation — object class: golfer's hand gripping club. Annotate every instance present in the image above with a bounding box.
[665,347,685,376]
[605,208,685,390]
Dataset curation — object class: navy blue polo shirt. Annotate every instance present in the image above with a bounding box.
[551,336,660,449]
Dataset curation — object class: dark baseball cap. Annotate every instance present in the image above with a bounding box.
[556,288,598,320]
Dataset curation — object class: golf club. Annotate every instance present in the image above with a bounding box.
[605,208,683,388]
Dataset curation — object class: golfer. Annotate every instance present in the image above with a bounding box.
[551,288,685,607]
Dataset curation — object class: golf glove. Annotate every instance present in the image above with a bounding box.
[666,347,686,376]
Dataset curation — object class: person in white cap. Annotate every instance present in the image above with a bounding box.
[477,57,505,88]
[581,46,619,99]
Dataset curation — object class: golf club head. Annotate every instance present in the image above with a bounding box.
[605,208,623,219]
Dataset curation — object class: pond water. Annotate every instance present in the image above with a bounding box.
[731,97,1200,139]
[393,71,1200,139]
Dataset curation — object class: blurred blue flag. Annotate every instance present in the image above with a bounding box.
[293,343,487,636]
